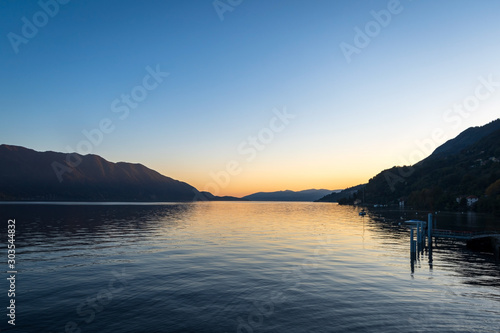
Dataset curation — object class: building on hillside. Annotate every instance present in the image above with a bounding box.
[466,195,479,207]
[489,157,499,163]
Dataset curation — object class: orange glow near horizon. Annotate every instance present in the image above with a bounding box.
[154,151,399,198]
[160,166,374,198]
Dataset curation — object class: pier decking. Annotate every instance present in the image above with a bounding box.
[406,214,500,264]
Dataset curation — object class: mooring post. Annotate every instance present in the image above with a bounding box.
[420,222,425,252]
[410,227,416,256]
[428,213,433,247]
[421,222,424,245]
[415,224,418,244]
[421,222,425,253]
[428,242,433,269]
[417,224,420,243]
[417,222,422,251]
[422,221,427,248]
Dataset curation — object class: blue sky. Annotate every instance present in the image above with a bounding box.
[1,0,500,196]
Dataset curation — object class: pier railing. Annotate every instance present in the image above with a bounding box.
[407,214,500,271]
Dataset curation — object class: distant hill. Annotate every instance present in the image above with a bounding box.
[243,189,336,202]
[315,184,366,202]
[336,119,500,213]
[197,191,247,201]
[0,144,219,202]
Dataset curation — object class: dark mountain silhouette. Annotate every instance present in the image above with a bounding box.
[197,191,247,201]
[315,184,366,203]
[0,145,217,202]
[321,119,500,213]
[243,189,335,202]
[428,119,500,159]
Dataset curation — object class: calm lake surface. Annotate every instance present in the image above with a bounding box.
[1,202,499,333]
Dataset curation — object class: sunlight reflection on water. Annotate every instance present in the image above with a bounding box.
[1,202,499,332]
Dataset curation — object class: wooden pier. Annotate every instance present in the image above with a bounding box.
[407,213,500,264]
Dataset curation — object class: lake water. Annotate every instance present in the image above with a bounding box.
[1,202,499,332]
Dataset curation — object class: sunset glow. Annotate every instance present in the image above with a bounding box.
[2,1,500,197]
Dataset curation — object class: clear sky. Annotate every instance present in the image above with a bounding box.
[1,0,499,197]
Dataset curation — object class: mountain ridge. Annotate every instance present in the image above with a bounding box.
[0,144,219,202]
[243,189,336,202]
[317,119,500,213]
[315,184,366,203]
[428,119,500,159]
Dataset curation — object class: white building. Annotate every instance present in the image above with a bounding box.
[466,196,479,206]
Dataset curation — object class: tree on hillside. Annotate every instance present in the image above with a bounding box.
[486,179,500,196]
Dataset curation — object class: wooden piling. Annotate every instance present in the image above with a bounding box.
[428,213,433,246]
[410,228,416,256]
[417,222,423,252]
